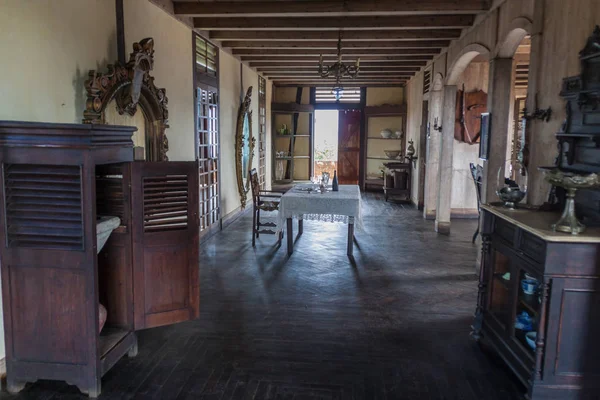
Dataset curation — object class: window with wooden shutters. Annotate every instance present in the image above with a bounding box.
[423,69,431,94]
[258,76,267,189]
[194,33,220,233]
[196,87,220,231]
[4,164,83,250]
[195,35,217,80]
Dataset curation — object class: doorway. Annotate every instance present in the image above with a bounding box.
[313,109,361,184]
[313,110,338,180]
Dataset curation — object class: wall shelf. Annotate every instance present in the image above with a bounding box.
[272,104,314,183]
[362,104,408,193]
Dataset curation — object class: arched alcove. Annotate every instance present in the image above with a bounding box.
[446,43,491,86]
[495,17,533,58]
[436,43,490,234]
[481,19,533,205]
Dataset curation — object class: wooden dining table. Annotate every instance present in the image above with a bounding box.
[278,184,361,256]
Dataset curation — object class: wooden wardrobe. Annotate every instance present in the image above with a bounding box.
[0,121,199,397]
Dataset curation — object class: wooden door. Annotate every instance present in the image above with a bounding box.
[131,161,200,330]
[338,109,361,184]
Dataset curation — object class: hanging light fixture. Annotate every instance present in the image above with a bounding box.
[318,32,360,101]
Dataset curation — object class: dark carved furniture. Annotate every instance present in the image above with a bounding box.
[0,121,199,397]
[552,26,600,226]
[474,205,600,399]
[473,27,600,399]
[382,162,411,202]
[249,168,282,246]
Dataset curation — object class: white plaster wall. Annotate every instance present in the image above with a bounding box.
[123,0,195,161]
[0,0,117,123]
[219,50,243,218]
[0,0,118,365]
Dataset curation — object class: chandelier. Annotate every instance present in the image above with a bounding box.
[318,32,360,101]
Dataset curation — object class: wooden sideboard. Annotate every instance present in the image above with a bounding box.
[473,205,600,399]
[0,121,199,397]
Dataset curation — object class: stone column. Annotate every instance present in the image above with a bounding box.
[423,89,443,220]
[435,85,457,234]
[482,58,514,204]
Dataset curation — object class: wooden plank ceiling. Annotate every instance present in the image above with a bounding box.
[174,0,490,87]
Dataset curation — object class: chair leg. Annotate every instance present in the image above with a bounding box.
[256,209,260,238]
[252,207,257,246]
[472,226,479,244]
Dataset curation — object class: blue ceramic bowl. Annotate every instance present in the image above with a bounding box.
[525,332,537,350]
[521,278,539,295]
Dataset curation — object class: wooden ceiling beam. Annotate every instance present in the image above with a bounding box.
[242,57,432,64]
[249,59,428,66]
[221,40,450,49]
[209,29,463,41]
[193,15,474,30]
[234,48,439,56]
[257,66,422,72]
[263,72,413,78]
[274,83,405,87]
[272,81,407,86]
[270,76,410,80]
[176,0,487,17]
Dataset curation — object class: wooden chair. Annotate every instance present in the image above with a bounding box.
[470,163,484,243]
[250,168,283,246]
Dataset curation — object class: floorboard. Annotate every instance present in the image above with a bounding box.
[0,192,524,400]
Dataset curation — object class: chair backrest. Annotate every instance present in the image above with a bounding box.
[249,168,260,206]
[470,163,484,210]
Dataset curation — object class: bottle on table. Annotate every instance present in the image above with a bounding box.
[332,170,339,191]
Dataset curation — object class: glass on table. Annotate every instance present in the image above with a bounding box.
[311,176,321,190]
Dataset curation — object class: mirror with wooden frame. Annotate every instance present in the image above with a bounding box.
[236,86,255,208]
[83,38,169,161]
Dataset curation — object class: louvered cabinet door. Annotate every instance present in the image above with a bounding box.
[130,161,200,330]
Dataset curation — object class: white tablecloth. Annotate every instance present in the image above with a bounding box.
[277,184,362,229]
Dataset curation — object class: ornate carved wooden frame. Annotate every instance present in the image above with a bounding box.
[83,38,169,161]
[236,87,256,208]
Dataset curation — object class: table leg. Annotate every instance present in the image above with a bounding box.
[347,217,355,256]
[287,218,293,256]
[298,217,303,235]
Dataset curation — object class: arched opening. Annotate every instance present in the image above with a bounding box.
[481,21,532,205]
[423,73,444,220]
[435,44,490,234]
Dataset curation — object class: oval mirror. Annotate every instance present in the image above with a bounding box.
[236,87,255,208]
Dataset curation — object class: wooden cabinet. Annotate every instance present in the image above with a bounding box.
[474,205,600,399]
[0,122,199,397]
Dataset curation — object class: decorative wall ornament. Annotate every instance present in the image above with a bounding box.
[433,117,443,133]
[454,85,488,144]
[236,87,256,209]
[83,38,169,161]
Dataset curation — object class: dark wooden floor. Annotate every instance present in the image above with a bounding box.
[0,192,524,399]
